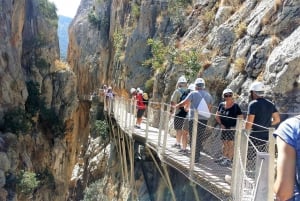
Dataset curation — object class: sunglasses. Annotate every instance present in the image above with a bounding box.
[224,93,233,98]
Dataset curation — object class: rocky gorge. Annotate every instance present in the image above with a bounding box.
[0,0,299,200]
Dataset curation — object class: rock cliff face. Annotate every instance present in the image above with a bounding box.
[0,0,83,200]
[0,0,300,200]
[69,0,299,113]
[66,0,299,199]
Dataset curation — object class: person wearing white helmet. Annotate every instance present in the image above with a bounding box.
[245,81,280,149]
[170,76,188,149]
[215,88,243,167]
[175,77,213,164]
[130,87,147,129]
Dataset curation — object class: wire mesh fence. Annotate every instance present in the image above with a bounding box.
[104,95,278,201]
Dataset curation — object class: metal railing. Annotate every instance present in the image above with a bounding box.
[103,95,276,201]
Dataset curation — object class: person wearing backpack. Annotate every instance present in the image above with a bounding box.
[175,78,213,163]
[215,88,243,167]
[130,88,146,129]
[170,76,188,149]
[274,115,300,201]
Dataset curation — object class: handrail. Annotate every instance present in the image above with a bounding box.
[95,94,295,200]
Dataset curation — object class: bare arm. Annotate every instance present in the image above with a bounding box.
[274,136,295,200]
[245,114,255,130]
[272,112,281,126]
[176,99,190,109]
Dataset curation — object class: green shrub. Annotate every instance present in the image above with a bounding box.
[3,107,32,134]
[35,57,49,69]
[145,78,154,94]
[175,49,202,81]
[168,0,192,25]
[39,105,65,138]
[95,120,109,140]
[36,168,55,189]
[25,81,41,116]
[143,38,169,72]
[17,170,40,195]
[37,0,57,20]
[131,3,140,19]
[113,31,124,59]
[82,180,107,201]
[88,11,101,29]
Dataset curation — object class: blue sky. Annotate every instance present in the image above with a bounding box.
[49,0,81,18]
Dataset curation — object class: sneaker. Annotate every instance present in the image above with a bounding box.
[219,159,232,167]
[214,156,226,163]
[171,144,181,149]
[179,149,188,154]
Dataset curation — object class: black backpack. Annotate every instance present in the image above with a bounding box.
[176,89,190,117]
[142,93,149,106]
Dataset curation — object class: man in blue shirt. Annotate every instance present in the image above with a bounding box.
[274,115,300,201]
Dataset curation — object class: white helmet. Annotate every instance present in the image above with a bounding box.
[222,88,233,96]
[249,82,265,96]
[249,82,265,92]
[130,88,136,94]
[188,83,195,91]
[177,76,187,83]
[194,78,205,88]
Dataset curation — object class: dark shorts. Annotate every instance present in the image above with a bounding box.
[137,109,145,118]
[221,129,235,141]
[174,116,185,130]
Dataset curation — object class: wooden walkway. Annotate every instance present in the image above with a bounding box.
[115,114,232,200]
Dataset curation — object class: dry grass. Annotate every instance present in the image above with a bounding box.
[201,10,216,29]
[185,5,194,16]
[274,0,283,12]
[54,60,70,71]
[205,76,229,95]
[234,22,247,39]
[271,35,280,47]
[202,60,212,70]
[156,14,163,24]
[256,71,264,81]
[233,57,246,73]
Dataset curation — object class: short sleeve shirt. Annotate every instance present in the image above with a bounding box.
[218,102,242,128]
[186,90,213,120]
[171,88,186,113]
[136,93,146,109]
[248,98,278,139]
[273,116,300,200]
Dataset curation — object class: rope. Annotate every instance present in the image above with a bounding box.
[252,158,264,200]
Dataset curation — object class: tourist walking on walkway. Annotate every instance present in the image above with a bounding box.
[175,78,213,163]
[170,76,188,149]
[274,115,300,201]
[215,88,243,167]
[178,83,195,154]
[130,88,146,129]
[245,81,280,151]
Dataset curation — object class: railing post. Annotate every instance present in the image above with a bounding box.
[123,98,128,131]
[268,128,275,201]
[158,103,164,147]
[145,102,150,142]
[231,118,243,199]
[162,105,171,156]
[254,152,270,201]
[189,109,198,174]
[131,99,137,134]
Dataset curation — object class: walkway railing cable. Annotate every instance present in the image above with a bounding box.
[91,94,299,201]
